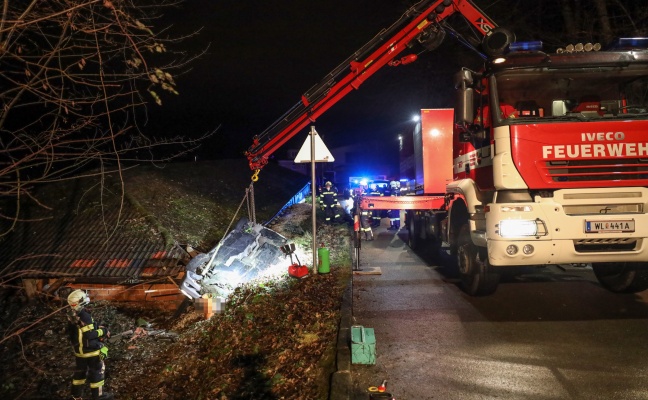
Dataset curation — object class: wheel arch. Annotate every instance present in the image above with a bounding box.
[447,180,481,246]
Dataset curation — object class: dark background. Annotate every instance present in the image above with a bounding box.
[146,0,483,164]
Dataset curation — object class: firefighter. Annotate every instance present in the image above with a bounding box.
[389,179,400,196]
[366,184,383,227]
[319,181,340,224]
[388,193,401,230]
[66,289,113,400]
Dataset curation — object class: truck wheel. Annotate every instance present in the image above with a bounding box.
[408,213,420,250]
[592,262,648,293]
[456,224,500,296]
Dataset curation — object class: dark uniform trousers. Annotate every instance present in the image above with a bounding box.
[72,354,105,398]
[360,210,374,240]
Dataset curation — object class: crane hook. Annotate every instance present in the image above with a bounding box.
[251,169,260,182]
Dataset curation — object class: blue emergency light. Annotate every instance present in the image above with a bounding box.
[509,41,543,52]
[609,37,648,50]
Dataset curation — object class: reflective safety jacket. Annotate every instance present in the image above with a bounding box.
[68,309,107,357]
[319,188,338,208]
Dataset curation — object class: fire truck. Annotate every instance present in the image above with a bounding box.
[367,42,648,296]
[244,0,648,296]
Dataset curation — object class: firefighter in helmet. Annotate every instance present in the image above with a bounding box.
[366,184,383,227]
[319,181,340,224]
[66,289,113,400]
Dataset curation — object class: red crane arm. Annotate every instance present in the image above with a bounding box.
[245,0,498,178]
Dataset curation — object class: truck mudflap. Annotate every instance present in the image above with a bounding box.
[180,218,289,299]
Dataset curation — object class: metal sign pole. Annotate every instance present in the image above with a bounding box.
[295,125,334,274]
[310,126,318,274]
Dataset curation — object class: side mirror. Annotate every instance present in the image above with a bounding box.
[456,87,474,124]
[454,69,474,88]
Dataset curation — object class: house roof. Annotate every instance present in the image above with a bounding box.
[0,186,187,284]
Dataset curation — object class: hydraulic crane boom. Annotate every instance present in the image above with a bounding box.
[245,0,510,181]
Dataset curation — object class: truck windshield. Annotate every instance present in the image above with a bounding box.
[493,64,648,123]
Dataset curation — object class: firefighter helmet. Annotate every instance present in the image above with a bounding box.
[67,289,90,311]
[325,181,332,187]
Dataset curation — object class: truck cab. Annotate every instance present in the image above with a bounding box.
[448,39,648,295]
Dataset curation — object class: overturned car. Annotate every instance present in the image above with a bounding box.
[180,218,290,299]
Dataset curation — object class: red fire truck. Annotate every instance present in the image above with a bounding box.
[367,41,648,296]
[245,0,648,296]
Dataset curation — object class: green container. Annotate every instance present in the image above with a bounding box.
[350,325,376,365]
[318,244,330,274]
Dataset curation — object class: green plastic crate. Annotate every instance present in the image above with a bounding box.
[351,325,376,365]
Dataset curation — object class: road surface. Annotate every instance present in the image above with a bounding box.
[349,220,648,400]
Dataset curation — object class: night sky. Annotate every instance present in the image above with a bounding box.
[146,0,482,163]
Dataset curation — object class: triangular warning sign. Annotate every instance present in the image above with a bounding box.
[294,128,335,163]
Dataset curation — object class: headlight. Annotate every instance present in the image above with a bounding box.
[498,220,540,237]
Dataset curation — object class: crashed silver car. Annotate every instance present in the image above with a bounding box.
[180,218,290,299]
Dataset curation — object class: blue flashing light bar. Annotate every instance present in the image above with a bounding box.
[610,37,648,50]
[509,41,543,52]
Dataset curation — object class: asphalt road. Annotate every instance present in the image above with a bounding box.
[347,219,648,400]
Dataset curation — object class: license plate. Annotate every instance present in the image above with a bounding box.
[585,219,635,233]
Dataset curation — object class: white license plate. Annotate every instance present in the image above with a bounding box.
[585,219,635,233]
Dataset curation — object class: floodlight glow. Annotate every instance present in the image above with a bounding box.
[412,115,420,122]
[498,220,538,237]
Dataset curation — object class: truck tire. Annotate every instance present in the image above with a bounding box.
[456,224,500,296]
[408,213,420,250]
[592,262,648,293]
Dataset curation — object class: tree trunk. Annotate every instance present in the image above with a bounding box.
[559,0,578,39]
[593,0,614,43]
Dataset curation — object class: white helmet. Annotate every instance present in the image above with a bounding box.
[67,289,90,311]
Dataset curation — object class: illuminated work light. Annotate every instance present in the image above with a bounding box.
[498,220,538,237]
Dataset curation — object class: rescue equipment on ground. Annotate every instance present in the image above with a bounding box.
[368,379,393,398]
[351,325,376,365]
[368,380,387,392]
[317,242,330,274]
[281,243,309,279]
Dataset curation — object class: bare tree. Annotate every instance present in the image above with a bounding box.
[0,0,210,237]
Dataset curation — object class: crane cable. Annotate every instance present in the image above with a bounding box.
[223,182,257,237]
